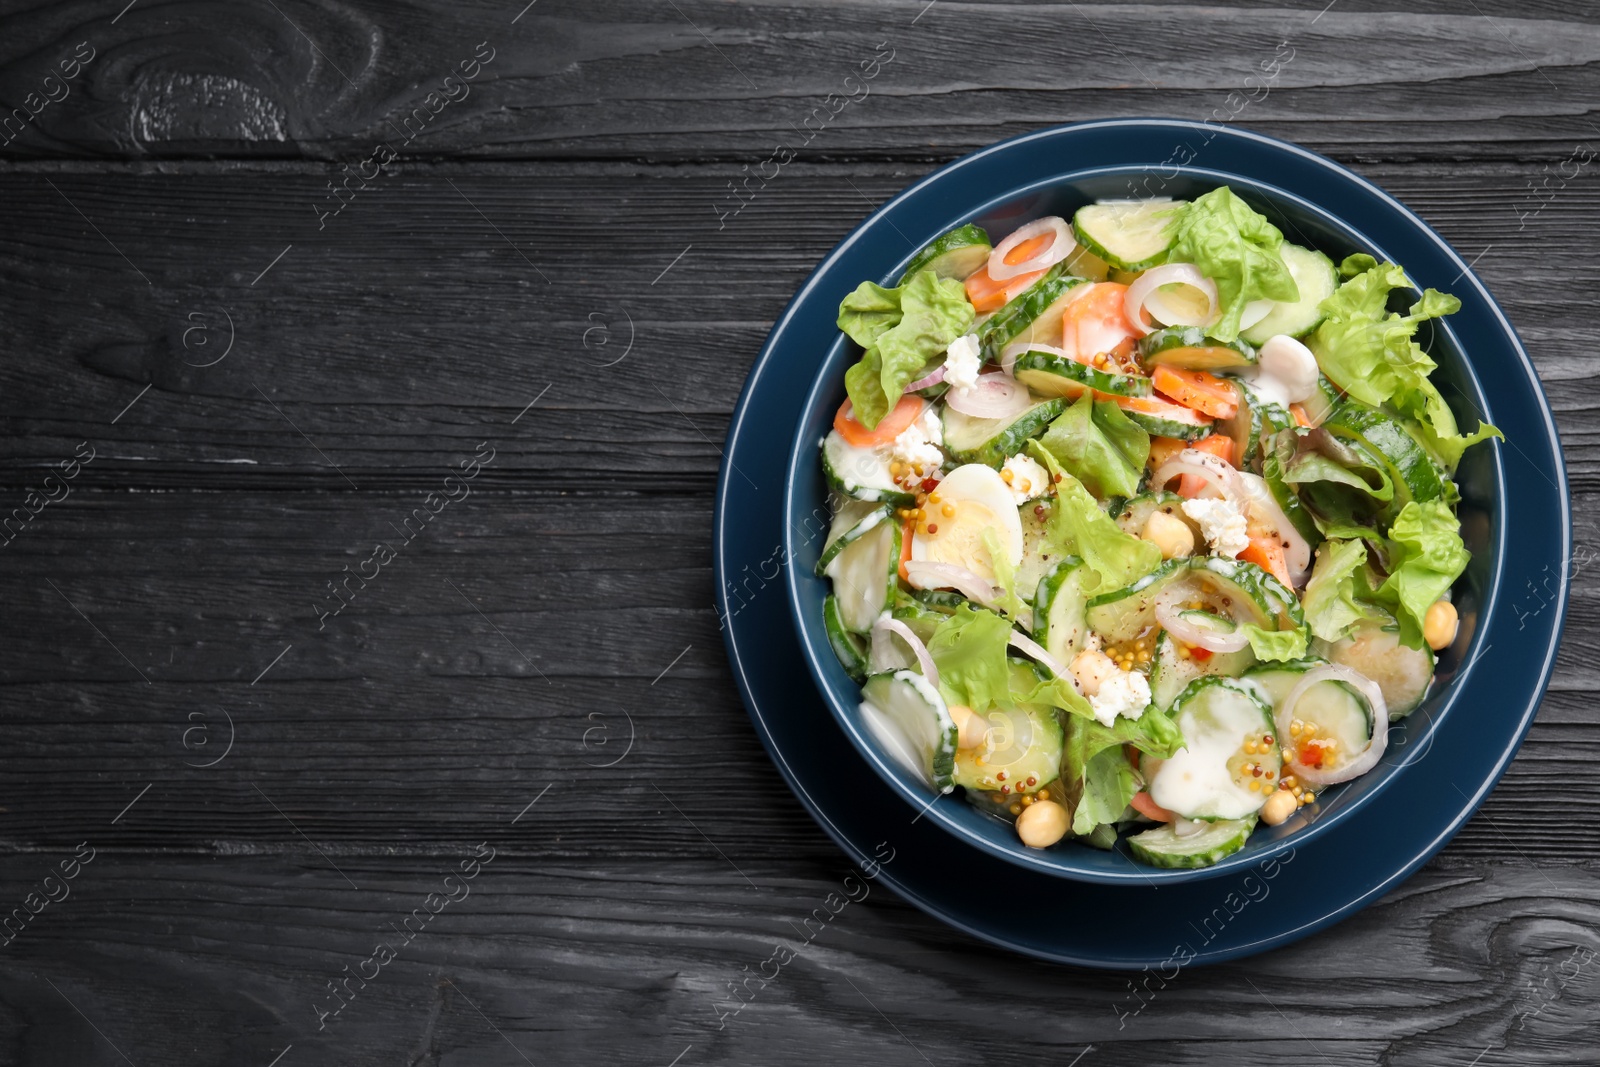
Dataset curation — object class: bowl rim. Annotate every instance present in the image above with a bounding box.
[780,118,1517,885]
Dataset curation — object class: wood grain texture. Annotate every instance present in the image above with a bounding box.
[1,0,1597,1062]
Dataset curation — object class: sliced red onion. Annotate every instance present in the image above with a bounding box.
[905,364,946,392]
[987,216,1074,282]
[1006,630,1072,683]
[944,372,1030,419]
[1000,340,1072,378]
[1240,299,1275,330]
[1149,448,1246,501]
[1276,666,1390,786]
[870,615,940,686]
[1124,263,1218,336]
[903,561,1000,608]
[1236,471,1312,586]
[1154,589,1251,653]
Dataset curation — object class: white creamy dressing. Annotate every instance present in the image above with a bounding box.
[1148,693,1268,820]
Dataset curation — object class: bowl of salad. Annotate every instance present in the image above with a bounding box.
[784,133,1509,882]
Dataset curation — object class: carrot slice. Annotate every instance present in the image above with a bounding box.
[834,395,924,447]
[1240,534,1293,588]
[1063,282,1137,360]
[1151,365,1239,420]
[1130,791,1176,823]
[1003,231,1054,266]
[964,262,1047,313]
[1289,402,1313,428]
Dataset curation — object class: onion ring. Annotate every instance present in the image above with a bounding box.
[903,561,1001,608]
[905,364,946,392]
[1006,630,1073,684]
[870,615,940,686]
[1275,665,1390,786]
[944,371,1031,419]
[1124,264,1219,336]
[987,216,1074,282]
[1149,448,1247,501]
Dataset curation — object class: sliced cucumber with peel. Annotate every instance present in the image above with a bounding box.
[1072,199,1184,271]
[1015,506,1070,610]
[1140,326,1258,372]
[1118,396,1215,440]
[977,262,1087,359]
[951,696,1063,795]
[823,595,869,681]
[1032,558,1092,666]
[1149,629,1255,710]
[823,513,900,633]
[1085,557,1302,644]
[1241,244,1338,344]
[816,500,893,576]
[1241,657,1330,708]
[1011,349,1153,400]
[821,430,916,507]
[1219,379,1293,473]
[860,670,958,792]
[899,224,992,283]
[1128,815,1256,868]
[942,398,1064,468]
[1143,677,1279,821]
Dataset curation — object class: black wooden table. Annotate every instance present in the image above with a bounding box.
[1,2,1596,1063]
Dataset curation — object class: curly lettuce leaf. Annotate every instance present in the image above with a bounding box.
[840,270,974,429]
[1309,255,1501,470]
[926,603,1096,720]
[1026,441,1162,594]
[1060,707,1184,836]
[1037,393,1151,499]
[1301,538,1379,643]
[1368,499,1469,649]
[981,526,1026,622]
[1243,623,1309,663]
[1168,187,1299,342]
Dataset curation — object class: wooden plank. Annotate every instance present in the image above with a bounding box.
[0,1,1597,163]
[0,855,1596,1065]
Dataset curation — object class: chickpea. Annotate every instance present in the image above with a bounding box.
[1141,509,1195,560]
[948,704,989,750]
[1423,599,1459,651]
[1259,788,1297,826]
[1070,649,1118,697]
[1016,799,1069,848]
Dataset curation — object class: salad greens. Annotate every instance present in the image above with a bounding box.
[816,183,1501,867]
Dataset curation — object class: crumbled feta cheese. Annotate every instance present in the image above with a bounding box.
[943,334,982,390]
[890,406,945,474]
[1090,669,1151,728]
[1000,453,1050,505]
[1182,497,1250,559]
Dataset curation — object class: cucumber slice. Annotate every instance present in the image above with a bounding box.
[1219,379,1292,473]
[1032,558,1092,665]
[1140,327,1258,372]
[1072,199,1185,271]
[1261,433,1325,546]
[1144,677,1280,821]
[1113,492,1203,544]
[952,699,1064,794]
[1285,677,1374,775]
[1086,557,1302,644]
[823,595,869,681]
[1320,402,1453,509]
[1117,396,1214,440]
[1148,629,1254,710]
[860,670,958,792]
[1241,244,1338,344]
[824,514,901,633]
[899,224,993,283]
[816,500,894,576]
[1240,657,1330,707]
[1314,618,1434,720]
[977,263,1088,359]
[821,430,917,507]
[1128,815,1256,869]
[941,398,1064,468]
[909,587,970,615]
[1298,375,1342,428]
[1015,505,1069,608]
[888,594,943,644]
[1012,349,1153,400]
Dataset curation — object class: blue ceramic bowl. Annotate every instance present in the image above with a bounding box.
[783,121,1509,885]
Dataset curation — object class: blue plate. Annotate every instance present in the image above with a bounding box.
[715,120,1568,964]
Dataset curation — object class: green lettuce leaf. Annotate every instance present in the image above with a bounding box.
[1059,707,1184,836]
[1037,393,1151,499]
[982,526,1026,622]
[1301,538,1379,643]
[1026,441,1162,594]
[840,270,974,429]
[1309,255,1501,470]
[1243,624,1309,662]
[925,604,1014,713]
[1167,187,1300,342]
[1369,499,1469,648]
